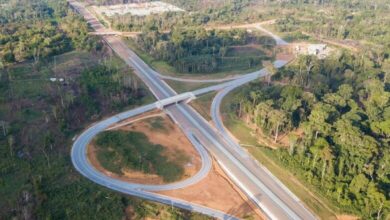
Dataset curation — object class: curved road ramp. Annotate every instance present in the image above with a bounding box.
[71,102,237,219]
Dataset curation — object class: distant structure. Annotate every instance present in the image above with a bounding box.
[94,1,185,17]
[294,43,331,59]
[49,78,64,82]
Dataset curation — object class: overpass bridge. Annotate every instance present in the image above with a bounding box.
[156,92,196,109]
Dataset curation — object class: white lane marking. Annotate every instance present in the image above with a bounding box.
[217,160,278,220]
[176,104,301,220]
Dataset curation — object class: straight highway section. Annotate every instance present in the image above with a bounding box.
[69,1,317,219]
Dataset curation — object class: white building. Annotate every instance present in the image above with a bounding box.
[294,43,330,59]
[308,44,327,55]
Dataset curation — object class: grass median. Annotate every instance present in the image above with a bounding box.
[95,130,188,182]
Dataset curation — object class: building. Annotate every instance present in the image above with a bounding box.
[294,43,330,59]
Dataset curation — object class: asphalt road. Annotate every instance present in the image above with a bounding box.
[70,102,239,219]
[69,1,317,219]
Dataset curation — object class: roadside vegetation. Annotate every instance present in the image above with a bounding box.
[0,0,209,219]
[273,2,390,54]
[225,51,390,219]
[95,130,189,182]
[132,28,274,74]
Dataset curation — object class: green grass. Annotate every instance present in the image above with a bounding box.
[190,92,216,121]
[246,146,338,219]
[165,79,216,93]
[95,130,189,182]
[226,45,266,57]
[261,24,315,43]
[221,88,339,220]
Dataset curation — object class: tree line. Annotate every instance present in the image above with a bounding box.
[135,27,275,73]
[230,51,390,218]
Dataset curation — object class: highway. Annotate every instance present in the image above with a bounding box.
[71,102,239,219]
[68,1,317,219]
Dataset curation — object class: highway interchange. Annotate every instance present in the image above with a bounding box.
[69,1,317,219]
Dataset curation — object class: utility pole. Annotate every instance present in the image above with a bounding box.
[54,55,57,74]
[0,121,7,136]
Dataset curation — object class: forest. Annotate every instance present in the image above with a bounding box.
[228,50,390,218]
[274,2,390,54]
[134,27,274,73]
[0,0,208,219]
[0,0,99,65]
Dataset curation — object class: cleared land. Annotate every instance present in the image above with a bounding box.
[88,112,201,184]
[93,1,184,17]
[160,159,264,220]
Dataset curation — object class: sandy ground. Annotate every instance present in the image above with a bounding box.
[337,215,359,220]
[87,111,201,184]
[160,160,264,220]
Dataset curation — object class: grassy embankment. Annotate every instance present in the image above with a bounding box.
[190,92,217,121]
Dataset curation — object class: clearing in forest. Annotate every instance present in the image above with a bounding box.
[93,1,184,17]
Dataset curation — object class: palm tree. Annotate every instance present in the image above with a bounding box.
[249,91,260,106]
[263,61,277,86]
[320,145,333,182]
[268,109,288,143]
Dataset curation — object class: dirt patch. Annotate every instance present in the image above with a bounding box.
[93,1,184,17]
[278,128,304,147]
[204,20,276,31]
[337,215,360,220]
[87,111,201,184]
[276,46,295,61]
[239,115,305,150]
[160,160,264,220]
